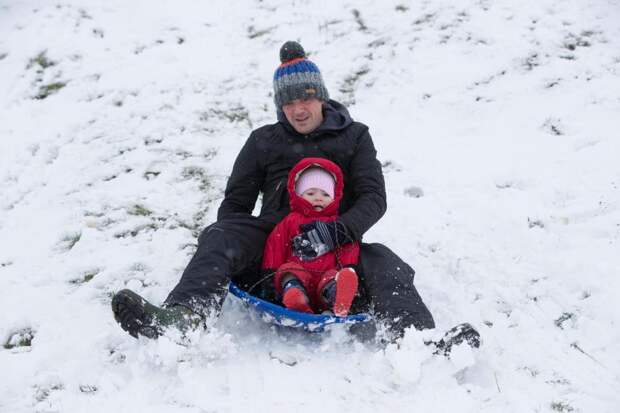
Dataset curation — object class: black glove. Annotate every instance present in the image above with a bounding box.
[292,220,350,261]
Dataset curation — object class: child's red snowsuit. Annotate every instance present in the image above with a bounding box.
[261,157,360,311]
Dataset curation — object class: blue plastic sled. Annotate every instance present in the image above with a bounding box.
[228,282,372,333]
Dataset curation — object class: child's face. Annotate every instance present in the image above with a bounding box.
[301,188,333,211]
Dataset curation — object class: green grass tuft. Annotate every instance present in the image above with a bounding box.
[3,328,35,349]
[28,51,55,69]
[128,204,153,216]
[35,82,67,100]
[59,231,82,251]
[551,401,574,412]
[70,269,100,285]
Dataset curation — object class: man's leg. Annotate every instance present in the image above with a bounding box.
[112,216,273,338]
[164,216,273,315]
[358,243,435,337]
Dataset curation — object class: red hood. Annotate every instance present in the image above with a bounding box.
[288,157,344,218]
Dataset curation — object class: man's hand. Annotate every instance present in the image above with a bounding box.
[291,221,350,261]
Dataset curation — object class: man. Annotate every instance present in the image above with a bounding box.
[112,41,436,340]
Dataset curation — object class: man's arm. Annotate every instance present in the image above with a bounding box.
[217,134,265,220]
[339,128,387,240]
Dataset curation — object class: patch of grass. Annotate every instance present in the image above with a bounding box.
[59,231,82,251]
[546,377,570,386]
[143,170,161,180]
[113,223,158,238]
[414,13,436,25]
[545,79,560,88]
[404,186,424,198]
[79,384,98,393]
[247,25,275,39]
[35,82,66,100]
[523,52,540,71]
[339,66,370,105]
[542,118,564,136]
[79,9,93,19]
[82,272,97,282]
[368,38,387,48]
[27,51,55,70]
[3,328,35,349]
[318,19,343,31]
[70,269,100,285]
[554,312,575,329]
[351,9,368,32]
[527,217,545,229]
[550,124,563,135]
[563,31,596,51]
[203,148,218,160]
[551,401,574,412]
[34,383,64,402]
[83,210,105,218]
[181,166,211,191]
[128,204,152,216]
[206,105,252,127]
[495,181,513,189]
[144,136,163,145]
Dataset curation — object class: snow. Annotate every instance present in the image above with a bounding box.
[1,0,620,411]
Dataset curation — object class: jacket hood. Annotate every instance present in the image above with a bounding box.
[287,157,344,217]
[277,99,353,136]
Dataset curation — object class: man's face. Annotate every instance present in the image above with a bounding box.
[282,98,324,134]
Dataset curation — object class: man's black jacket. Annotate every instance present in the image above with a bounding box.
[217,100,386,240]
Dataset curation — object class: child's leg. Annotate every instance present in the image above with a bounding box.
[318,268,358,317]
[281,276,313,313]
[274,263,313,313]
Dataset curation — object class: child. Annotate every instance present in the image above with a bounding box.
[261,157,360,316]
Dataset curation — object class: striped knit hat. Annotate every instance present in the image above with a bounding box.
[273,41,329,109]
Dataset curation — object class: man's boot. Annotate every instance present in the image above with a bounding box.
[432,323,481,356]
[111,289,203,339]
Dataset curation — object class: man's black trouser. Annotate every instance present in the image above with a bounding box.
[165,217,435,335]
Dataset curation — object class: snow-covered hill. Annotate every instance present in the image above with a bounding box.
[1,0,619,412]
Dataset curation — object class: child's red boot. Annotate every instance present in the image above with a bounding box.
[321,268,358,316]
[282,279,313,313]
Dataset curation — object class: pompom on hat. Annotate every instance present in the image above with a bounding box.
[273,41,330,109]
[295,166,335,199]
